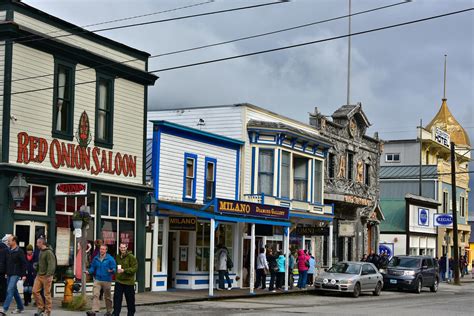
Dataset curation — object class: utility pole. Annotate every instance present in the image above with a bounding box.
[346,0,352,105]
[418,118,423,196]
[450,141,460,285]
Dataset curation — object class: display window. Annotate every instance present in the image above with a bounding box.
[15,184,48,214]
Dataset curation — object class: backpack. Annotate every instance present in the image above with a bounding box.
[226,254,233,270]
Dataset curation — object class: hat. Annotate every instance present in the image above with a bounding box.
[1,234,10,244]
[26,244,33,251]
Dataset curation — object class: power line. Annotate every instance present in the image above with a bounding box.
[2,7,472,98]
[148,8,474,73]
[8,1,214,44]
[5,1,286,47]
[4,0,409,85]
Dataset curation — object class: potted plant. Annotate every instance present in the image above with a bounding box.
[72,209,91,229]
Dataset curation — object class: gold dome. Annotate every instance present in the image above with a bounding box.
[425,99,471,147]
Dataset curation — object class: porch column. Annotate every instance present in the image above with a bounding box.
[209,218,215,297]
[328,222,333,267]
[284,227,289,291]
[250,223,256,294]
[152,216,159,290]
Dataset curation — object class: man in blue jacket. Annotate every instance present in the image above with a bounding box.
[86,245,116,316]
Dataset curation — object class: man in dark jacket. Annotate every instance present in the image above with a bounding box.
[0,235,10,303]
[0,235,26,315]
[113,243,138,316]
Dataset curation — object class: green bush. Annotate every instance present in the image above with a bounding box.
[65,294,89,311]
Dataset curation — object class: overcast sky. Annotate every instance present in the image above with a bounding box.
[27,0,473,208]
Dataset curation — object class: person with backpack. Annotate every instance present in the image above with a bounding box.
[307,254,316,286]
[215,245,232,290]
[266,248,278,292]
[275,251,285,290]
[32,237,56,316]
[296,249,310,289]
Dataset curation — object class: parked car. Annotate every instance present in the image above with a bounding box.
[381,256,439,293]
[314,261,383,298]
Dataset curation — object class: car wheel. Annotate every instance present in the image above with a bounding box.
[373,281,382,296]
[413,278,422,294]
[430,278,439,293]
[352,282,361,298]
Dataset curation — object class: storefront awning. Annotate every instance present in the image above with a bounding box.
[290,211,333,222]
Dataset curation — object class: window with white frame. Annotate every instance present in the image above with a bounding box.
[443,191,449,213]
[280,151,290,198]
[156,219,164,273]
[293,156,308,201]
[15,184,48,214]
[385,153,400,162]
[195,222,211,271]
[100,194,136,256]
[204,158,216,201]
[183,153,197,201]
[216,224,233,264]
[313,159,323,204]
[460,196,466,217]
[258,149,274,196]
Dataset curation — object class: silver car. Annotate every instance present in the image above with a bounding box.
[314,261,384,297]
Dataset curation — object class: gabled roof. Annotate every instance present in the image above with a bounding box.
[331,103,371,127]
[380,165,438,179]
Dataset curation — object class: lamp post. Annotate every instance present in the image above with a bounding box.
[8,173,29,207]
[143,193,158,222]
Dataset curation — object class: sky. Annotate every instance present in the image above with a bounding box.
[26,0,473,211]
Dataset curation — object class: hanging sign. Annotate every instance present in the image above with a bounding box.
[295,226,329,236]
[217,198,289,220]
[434,214,453,227]
[55,182,88,196]
[169,216,197,231]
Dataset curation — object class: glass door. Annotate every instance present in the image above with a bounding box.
[14,221,48,253]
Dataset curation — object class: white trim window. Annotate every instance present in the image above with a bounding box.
[195,222,211,272]
[15,184,48,215]
[100,194,136,256]
[313,159,323,204]
[385,153,400,163]
[258,149,274,196]
[293,156,308,201]
[280,151,290,198]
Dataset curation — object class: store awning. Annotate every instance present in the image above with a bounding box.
[290,211,333,222]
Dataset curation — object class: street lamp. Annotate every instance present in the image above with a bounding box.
[8,173,29,207]
[143,193,158,218]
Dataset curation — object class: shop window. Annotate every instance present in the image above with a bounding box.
[52,60,75,140]
[156,219,164,273]
[293,156,308,201]
[100,193,136,256]
[15,184,48,214]
[258,149,274,196]
[409,248,418,256]
[95,75,114,148]
[179,231,189,271]
[204,158,217,201]
[183,153,197,201]
[281,151,290,198]
[313,159,323,204]
[347,151,354,181]
[216,224,233,263]
[196,222,210,272]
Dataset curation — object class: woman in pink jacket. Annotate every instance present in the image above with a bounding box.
[297,249,310,289]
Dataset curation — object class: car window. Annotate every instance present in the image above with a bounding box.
[388,257,421,268]
[426,259,434,268]
[365,264,377,274]
[328,262,361,274]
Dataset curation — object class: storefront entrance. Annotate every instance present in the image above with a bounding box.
[167,231,177,289]
[14,221,48,252]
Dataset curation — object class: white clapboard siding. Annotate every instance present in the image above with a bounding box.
[147,107,244,140]
[158,133,237,202]
[0,41,4,156]
[14,13,145,71]
[8,44,144,184]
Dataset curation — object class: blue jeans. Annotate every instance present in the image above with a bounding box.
[297,270,308,289]
[3,276,24,312]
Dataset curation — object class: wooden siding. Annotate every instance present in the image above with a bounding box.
[14,12,145,71]
[147,107,244,140]
[158,132,237,202]
[0,41,4,157]
[8,44,144,184]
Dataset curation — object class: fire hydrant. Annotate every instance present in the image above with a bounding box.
[62,267,75,306]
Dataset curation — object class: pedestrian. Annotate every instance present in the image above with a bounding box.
[23,244,36,306]
[86,244,116,316]
[32,237,56,316]
[307,254,316,286]
[275,251,285,290]
[439,254,447,282]
[0,234,10,303]
[288,251,295,289]
[113,243,138,316]
[92,240,104,301]
[266,248,278,292]
[215,244,232,291]
[460,256,467,278]
[360,254,368,262]
[448,257,454,282]
[0,235,26,315]
[255,248,268,289]
[296,249,310,289]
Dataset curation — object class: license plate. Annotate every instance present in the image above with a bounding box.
[390,279,397,284]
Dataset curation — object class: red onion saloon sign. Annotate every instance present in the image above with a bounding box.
[16,132,137,178]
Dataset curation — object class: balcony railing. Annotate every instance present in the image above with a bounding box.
[243,194,333,215]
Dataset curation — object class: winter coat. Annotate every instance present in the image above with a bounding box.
[256,253,268,270]
[115,252,138,286]
[5,246,27,277]
[37,247,56,276]
[267,254,278,272]
[439,257,447,270]
[0,242,8,274]
[276,255,285,273]
[89,253,116,282]
[24,255,36,286]
[297,250,310,271]
[216,248,228,271]
[308,257,316,274]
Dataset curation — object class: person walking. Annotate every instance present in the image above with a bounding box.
[113,243,138,316]
[255,248,268,290]
[0,235,10,303]
[307,254,316,286]
[23,244,36,307]
[288,251,295,289]
[266,248,278,292]
[92,240,104,301]
[275,251,285,290]
[439,254,447,282]
[296,249,310,289]
[0,235,26,315]
[87,245,116,316]
[32,237,56,316]
[215,245,232,291]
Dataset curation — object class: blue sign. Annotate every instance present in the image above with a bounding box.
[379,243,394,259]
[434,214,453,227]
[418,208,429,226]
